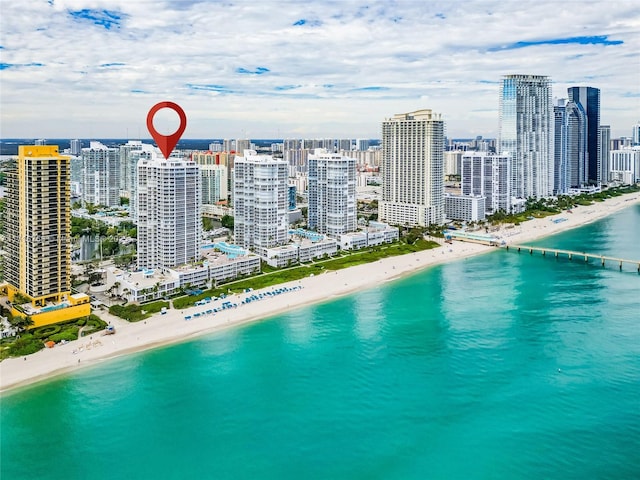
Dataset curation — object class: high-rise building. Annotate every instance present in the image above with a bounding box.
[599,125,611,184]
[191,151,231,166]
[308,149,357,237]
[445,150,463,176]
[126,145,155,218]
[200,164,228,204]
[568,86,601,184]
[356,139,370,151]
[288,184,297,211]
[4,146,91,326]
[233,151,289,253]
[553,99,587,194]
[461,152,512,214]
[223,139,235,152]
[283,139,302,150]
[136,154,201,269]
[380,109,445,227]
[336,139,353,151]
[632,121,640,146]
[5,145,71,306]
[499,74,554,199]
[81,141,120,207]
[235,139,252,156]
[70,139,82,155]
[553,101,566,195]
[119,140,144,195]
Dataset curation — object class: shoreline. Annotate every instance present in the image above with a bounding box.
[1,191,639,394]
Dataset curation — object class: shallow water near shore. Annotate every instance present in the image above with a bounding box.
[2,205,639,479]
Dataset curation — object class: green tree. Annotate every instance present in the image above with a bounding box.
[202,216,215,231]
[221,215,234,229]
[12,315,34,334]
[86,203,98,214]
[101,238,120,257]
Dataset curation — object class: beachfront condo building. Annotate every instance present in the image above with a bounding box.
[553,99,588,194]
[233,151,289,254]
[308,149,357,237]
[3,146,90,326]
[498,74,554,200]
[380,109,445,227]
[81,141,120,207]
[568,86,601,184]
[461,152,512,214]
[599,125,611,184]
[136,154,201,269]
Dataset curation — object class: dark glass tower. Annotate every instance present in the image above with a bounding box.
[567,87,601,184]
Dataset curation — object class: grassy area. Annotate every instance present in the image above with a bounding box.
[109,300,170,322]
[0,314,108,360]
[173,239,439,309]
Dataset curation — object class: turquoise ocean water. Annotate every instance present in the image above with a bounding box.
[2,205,639,479]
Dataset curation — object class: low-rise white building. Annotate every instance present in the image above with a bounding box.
[339,231,368,250]
[339,221,399,250]
[260,229,339,268]
[297,238,338,263]
[263,244,300,269]
[105,243,261,302]
[444,194,486,222]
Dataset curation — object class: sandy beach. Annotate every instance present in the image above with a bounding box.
[1,191,638,393]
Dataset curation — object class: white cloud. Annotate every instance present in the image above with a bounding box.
[1,0,638,139]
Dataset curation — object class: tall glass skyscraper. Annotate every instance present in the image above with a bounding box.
[554,99,588,194]
[499,74,554,199]
[567,86,601,184]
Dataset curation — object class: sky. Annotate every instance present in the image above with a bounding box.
[1,0,639,140]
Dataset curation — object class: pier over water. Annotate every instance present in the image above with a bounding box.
[505,244,640,273]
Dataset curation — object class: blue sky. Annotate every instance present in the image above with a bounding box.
[1,0,638,139]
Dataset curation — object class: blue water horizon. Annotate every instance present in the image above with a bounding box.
[2,204,639,479]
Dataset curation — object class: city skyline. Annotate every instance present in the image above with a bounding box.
[1,1,639,139]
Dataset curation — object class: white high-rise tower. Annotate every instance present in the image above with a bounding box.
[308,149,357,237]
[81,141,120,207]
[380,109,444,227]
[136,153,201,269]
[233,151,289,253]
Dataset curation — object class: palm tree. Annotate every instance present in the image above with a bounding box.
[12,315,34,334]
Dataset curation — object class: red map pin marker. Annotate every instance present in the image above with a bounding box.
[146,101,187,159]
